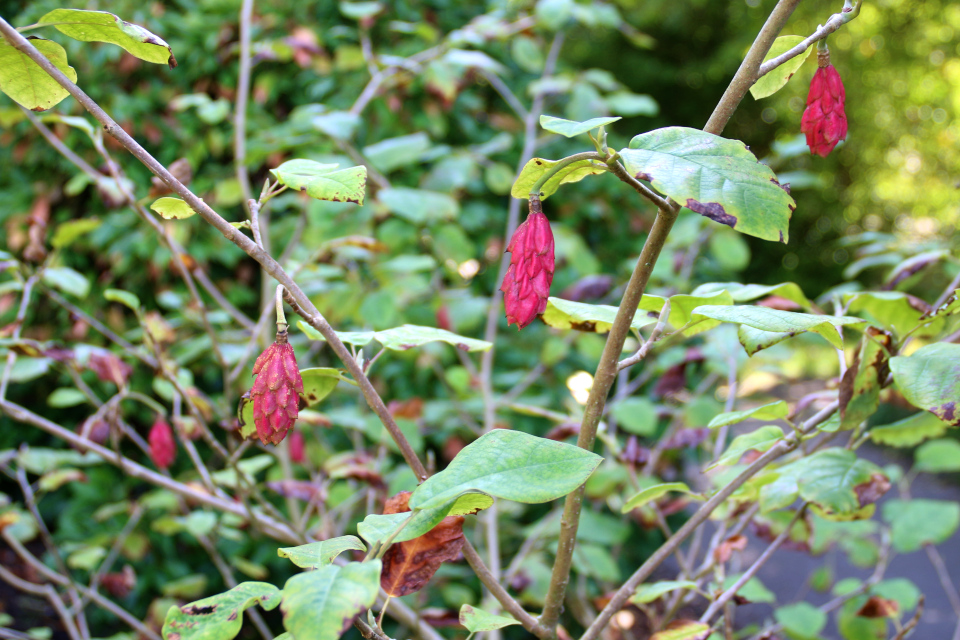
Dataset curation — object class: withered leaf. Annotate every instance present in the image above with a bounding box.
[857,596,899,618]
[380,491,464,597]
[713,534,748,563]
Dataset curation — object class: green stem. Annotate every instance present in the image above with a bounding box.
[529,151,604,198]
[275,285,287,330]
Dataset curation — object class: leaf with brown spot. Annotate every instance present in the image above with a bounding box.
[161,582,280,640]
[890,343,960,426]
[379,491,465,597]
[840,327,892,430]
[854,473,891,507]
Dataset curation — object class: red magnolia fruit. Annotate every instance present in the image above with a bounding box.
[801,48,848,157]
[289,429,305,464]
[251,330,304,445]
[148,418,176,469]
[500,196,555,329]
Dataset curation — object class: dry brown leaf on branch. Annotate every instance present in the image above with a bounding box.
[380,491,465,597]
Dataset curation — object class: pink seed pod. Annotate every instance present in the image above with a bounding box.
[500,196,555,329]
[251,330,304,445]
[148,418,176,469]
[801,47,848,157]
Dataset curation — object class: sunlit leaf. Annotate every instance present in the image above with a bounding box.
[161,582,281,640]
[750,35,813,99]
[0,38,77,111]
[40,9,176,67]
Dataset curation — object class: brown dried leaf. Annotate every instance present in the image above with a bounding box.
[388,397,423,420]
[713,534,747,563]
[380,491,465,597]
[88,351,133,386]
[857,596,899,618]
[855,472,892,507]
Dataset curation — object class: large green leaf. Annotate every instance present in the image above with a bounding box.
[914,439,960,473]
[374,325,491,352]
[844,291,939,338]
[270,160,367,205]
[298,322,490,352]
[890,343,960,426]
[459,605,521,632]
[40,9,176,67]
[630,580,699,604]
[511,157,607,200]
[707,401,789,429]
[151,197,197,220]
[278,536,366,569]
[161,582,281,640]
[773,602,827,640]
[17,448,102,474]
[621,127,795,242]
[621,482,701,513]
[358,494,493,548]
[750,36,813,99]
[796,449,885,515]
[539,115,621,137]
[711,425,784,468]
[409,430,602,510]
[691,281,813,310]
[870,411,951,448]
[0,38,77,111]
[541,297,652,333]
[690,305,865,355]
[882,499,960,552]
[638,290,735,330]
[281,561,381,640]
[378,187,458,224]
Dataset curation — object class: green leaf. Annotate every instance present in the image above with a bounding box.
[373,325,492,352]
[873,578,921,613]
[915,438,960,473]
[691,281,813,310]
[150,197,197,220]
[630,580,699,604]
[773,602,827,640]
[339,2,383,19]
[604,92,658,117]
[796,449,884,515]
[690,305,865,354]
[161,582,281,640]
[278,536,366,569]
[542,297,652,333]
[638,290,735,331]
[17,448,102,474]
[299,368,340,407]
[844,291,938,338]
[890,343,960,426]
[270,160,366,205]
[708,401,789,429]
[839,328,892,430]
[38,468,86,492]
[363,132,431,173]
[40,9,176,67]
[650,620,711,640]
[281,561,381,640]
[409,430,602,510]
[621,127,795,242]
[42,266,89,299]
[50,219,101,249]
[711,426,784,468]
[511,157,607,200]
[297,322,375,347]
[622,482,701,513]
[377,187,458,224]
[210,455,274,489]
[358,493,493,548]
[0,38,77,111]
[459,605,521,632]
[610,397,658,436]
[539,115,621,137]
[750,36,813,99]
[47,388,87,408]
[882,499,960,552]
[870,411,951,447]
[721,574,776,603]
[104,289,141,313]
